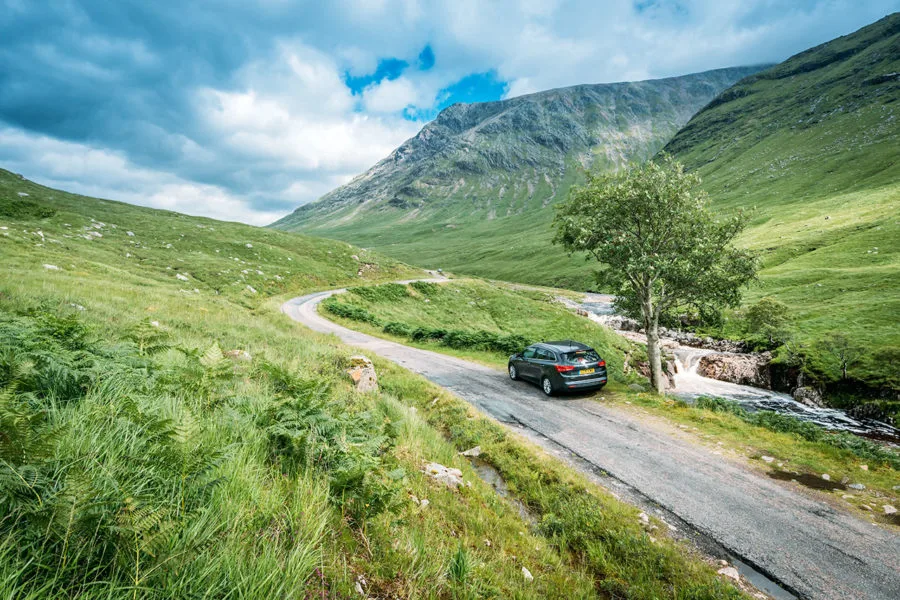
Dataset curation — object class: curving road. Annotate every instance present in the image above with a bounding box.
[282,287,900,600]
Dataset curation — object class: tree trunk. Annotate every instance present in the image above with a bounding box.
[641,291,665,395]
[646,320,665,394]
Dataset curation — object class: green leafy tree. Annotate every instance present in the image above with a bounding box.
[745,296,792,346]
[820,333,860,381]
[553,156,757,393]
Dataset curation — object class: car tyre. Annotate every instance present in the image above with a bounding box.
[541,377,554,397]
[508,364,518,380]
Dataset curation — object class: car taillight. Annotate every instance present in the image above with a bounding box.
[555,365,575,372]
[598,360,606,367]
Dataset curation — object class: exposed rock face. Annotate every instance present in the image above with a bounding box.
[792,386,825,408]
[697,352,772,388]
[347,355,378,393]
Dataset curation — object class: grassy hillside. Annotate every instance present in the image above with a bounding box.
[274,67,765,289]
[0,171,748,598]
[321,279,637,374]
[663,14,900,392]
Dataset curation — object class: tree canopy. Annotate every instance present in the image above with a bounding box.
[553,156,757,393]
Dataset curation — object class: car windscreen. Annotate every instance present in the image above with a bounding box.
[563,349,600,364]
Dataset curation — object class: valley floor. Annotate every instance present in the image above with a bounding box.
[286,287,900,600]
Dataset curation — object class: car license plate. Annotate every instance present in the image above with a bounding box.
[579,368,595,375]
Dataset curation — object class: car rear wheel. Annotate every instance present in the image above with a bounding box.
[541,377,554,396]
[508,364,518,380]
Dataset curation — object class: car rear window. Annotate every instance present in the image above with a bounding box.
[563,349,600,364]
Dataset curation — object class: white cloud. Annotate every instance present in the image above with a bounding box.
[0,128,283,225]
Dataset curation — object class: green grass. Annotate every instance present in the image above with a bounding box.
[320,279,638,377]
[0,171,750,598]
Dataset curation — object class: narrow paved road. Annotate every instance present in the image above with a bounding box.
[282,289,900,600]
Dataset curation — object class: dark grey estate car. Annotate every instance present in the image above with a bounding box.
[508,340,607,396]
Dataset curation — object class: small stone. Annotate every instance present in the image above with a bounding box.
[717,566,740,581]
[848,483,866,491]
[423,462,464,489]
[246,285,257,294]
[150,321,160,327]
[821,474,831,481]
[859,464,868,471]
[224,349,252,362]
[460,446,482,457]
[126,231,135,236]
[842,494,854,500]
[761,456,775,463]
[483,539,491,547]
[860,504,872,511]
[42,264,59,270]
[176,273,189,281]
[521,567,533,582]
[638,512,650,525]
[419,498,429,509]
[884,505,897,515]
[347,355,378,393]
[245,243,253,248]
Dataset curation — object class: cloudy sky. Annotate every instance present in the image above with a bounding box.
[1,1,896,225]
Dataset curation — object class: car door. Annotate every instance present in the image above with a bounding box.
[520,346,539,380]
[534,348,557,380]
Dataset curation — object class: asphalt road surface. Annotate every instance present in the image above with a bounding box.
[282,287,900,600]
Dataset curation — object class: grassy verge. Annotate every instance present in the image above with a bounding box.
[378,362,748,599]
[319,279,640,378]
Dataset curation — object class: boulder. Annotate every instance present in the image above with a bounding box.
[697,352,772,388]
[347,355,378,393]
[423,462,464,489]
[792,386,825,408]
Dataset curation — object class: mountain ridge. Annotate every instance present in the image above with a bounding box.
[274,65,765,231]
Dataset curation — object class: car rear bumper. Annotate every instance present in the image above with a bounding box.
[563,376,607,389]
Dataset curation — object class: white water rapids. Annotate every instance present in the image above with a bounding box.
[571,295,899,442]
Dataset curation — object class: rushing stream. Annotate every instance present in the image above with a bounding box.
[572,295,900,443]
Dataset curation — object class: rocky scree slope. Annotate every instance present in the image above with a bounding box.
[273,66,765,288]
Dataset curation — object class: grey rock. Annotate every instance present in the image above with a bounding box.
[792,386,825,408]
[848,483,866,491]
[697,352,772,388]
[347,355,378,393]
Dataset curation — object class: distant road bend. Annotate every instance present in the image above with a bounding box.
[282,283,900,600]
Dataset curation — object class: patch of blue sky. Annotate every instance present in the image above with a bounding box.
[344,57,409,94]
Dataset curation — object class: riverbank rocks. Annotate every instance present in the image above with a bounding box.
[697,352,772,388]
[347,355,378,393]
[423,462,464,489]
[792,386,825,408]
